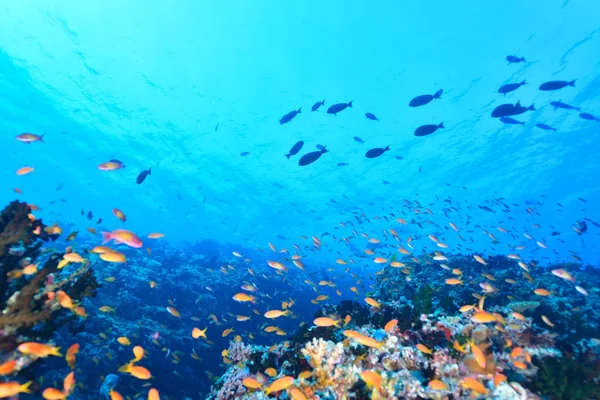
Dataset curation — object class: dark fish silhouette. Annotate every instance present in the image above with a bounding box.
[327,101,353,115]
[136,168,151,184]
[506,55,525,64]
[353,136,365,143]
[299,146,328,166]
[87,211,93,220]
[280,108,301,124]
[414,123,444,137]
[311,100,325,111]
[215,123,219,131]
[337,162,348,167]
[96,218,102,224]
[286,141,304,159]
[550,101,580,111]
[500,117,525,125]
[240,152,250,156]
[365,145,389,158]
[491,102,535,118]
[535,123,556,131]
[539,80,575,91]
[382,180,390,185]
[365,113,379,121]
[579,113,599,121]
[498,81,526,95]
[409,89,443,107]
[394,156,404,160]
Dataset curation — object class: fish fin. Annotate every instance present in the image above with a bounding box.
[321,99,325,105]
[285,154,291,159]
[101,231,112,244]
[520,80,527,85]
[321,146,328,153]
[40,134,45,142]
[384,145,390,151]
[528,104,535,111]
[148,168,151,175]
[568,80,576,87]
[438,122,445,129]
[297,108,302,113]
[347,100,353,107]
[433,89,443,99]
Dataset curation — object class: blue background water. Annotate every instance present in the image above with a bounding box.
[1,1,600,398]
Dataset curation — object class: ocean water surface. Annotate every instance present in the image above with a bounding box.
[0,1,599,399]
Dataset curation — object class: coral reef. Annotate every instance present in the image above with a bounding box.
[0,200,99,374]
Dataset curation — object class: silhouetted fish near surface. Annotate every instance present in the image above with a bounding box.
[240,152,250,156]
[550,101,580,111]
[409,89,443,107]
[327,101,353,115]
[215,123,219,131]
[506,55,526,64]
[414,123,444,137]
[280,108,301,124]
[96,218,102,225]
[87,211,93,220]
[136,168,152,184]
[353,136,364,144]
[311,100,325,111]
[498,81,526,95]
[286,141,304,159]
[383,180,390,185]
[365,113,379,121]
[365,145,390,158]
[536,123,557,131]
[299,146,328,166]
[394,156,404,160]
[500,117,525,125]
[337,162,348,167]
[579,113,599,121]
[491,102,535,118]
[539,80,575,91]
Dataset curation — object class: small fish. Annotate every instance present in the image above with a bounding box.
[394,156,403,160]
[136,168,152,184]
[215,123,219,131]
[500,116,525,125]
[550,101,580,111]
[409,89,443,107]
[539,80,575,91]
[327,101,353,115]
[365,112,379,121]
[498,81,526,95]
[98,159,126,171]
[286,141,304,159]
[298,147,328,166]
[491,101,535,118]
[311,100,325,111]
[16,133,44,143]
[506,55,525,64]
[240,152,250,156]
[579,112,599,121]
[535,123,557,131]
[414,123,444,137]
[353,136,365,143]
[365,146,390,158]
[337,162,348,167]
[280,108,301,124]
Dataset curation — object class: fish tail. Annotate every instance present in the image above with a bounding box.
[148,167,152,175]
[52,347,63,357]
[39,134,45,142]
[347,100,353,107]
[321,99,325,105]
[521,80,527,85]
[568,80,576,87]
[320,146,328,153]
[101,231,113,244]
[438,122,445,129]
[20,381,33,394]
[297,107,302,114]
[528,104,535,111]
[384,145,390,151]
[285,154,291,159]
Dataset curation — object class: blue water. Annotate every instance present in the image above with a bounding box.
[1,1,599,399]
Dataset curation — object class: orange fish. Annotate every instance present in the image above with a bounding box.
[264,376,294,395]
[65,343,80,369]
[112,208,127,222]
[0,360,17,376]
[18,342,61,357]
[384,319,398,332]
[16,167,34,176]
[148,388,160,400]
